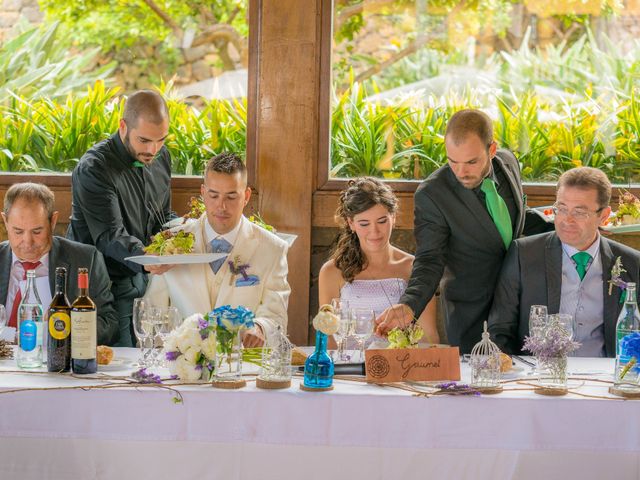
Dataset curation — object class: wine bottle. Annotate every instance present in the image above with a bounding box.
[17,270,44,369]
[47,267,71,372]
[71,268,97,374]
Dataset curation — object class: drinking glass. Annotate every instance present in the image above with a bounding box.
[0,304,6,339]
[330,299,352,362]
[351,308,375,362]
[527,305,548,375]
[154,306,181,367]
[549,313,575,341]
[132,298,157,367]
[528,305,548,339]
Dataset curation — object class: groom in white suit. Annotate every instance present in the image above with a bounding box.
[144,152,290,347]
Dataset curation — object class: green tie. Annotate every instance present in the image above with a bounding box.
[480,178,512,248]
[132,160,145,168]
[572,251,592,281]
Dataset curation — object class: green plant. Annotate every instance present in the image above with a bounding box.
[0,80,248,173]
[0,22,114,103]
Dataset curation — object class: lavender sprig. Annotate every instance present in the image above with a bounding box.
[523,324,580,362]
[131,368,162,384]
[435,382,481,396]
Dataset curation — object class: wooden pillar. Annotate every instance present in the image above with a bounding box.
[249,0,324,345]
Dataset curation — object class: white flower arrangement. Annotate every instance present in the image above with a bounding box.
[312,305,340,336]
[163,313,216,381]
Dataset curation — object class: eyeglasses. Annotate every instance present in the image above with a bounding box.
[552,205,603,221]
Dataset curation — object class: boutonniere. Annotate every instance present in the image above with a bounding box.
[608,256,628,303]
[228,255,251,285]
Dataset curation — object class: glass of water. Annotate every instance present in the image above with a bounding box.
[351,308,375,362]
[331,299,352,362]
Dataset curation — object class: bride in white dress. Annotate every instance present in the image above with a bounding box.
[318,177,439,346]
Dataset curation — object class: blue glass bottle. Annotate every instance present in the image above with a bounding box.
[303,331,334,389]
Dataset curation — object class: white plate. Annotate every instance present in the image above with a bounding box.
[162,217,196,229]
[533,205,555,221]
[501,364,526,379]
[276,232,297,247]
[98,357,131,372]
[125,253,228,266]
[600,222,640,234]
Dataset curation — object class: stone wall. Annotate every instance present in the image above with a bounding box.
[0,1,245,91]
[0,0,42,42]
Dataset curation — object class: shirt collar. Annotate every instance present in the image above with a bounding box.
[562,232,601,260]
[113,132,145,168]
[473,158,498,194]
[11,251,50,274]
[205,215,244,247]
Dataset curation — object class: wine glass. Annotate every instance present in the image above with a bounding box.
[351,308,375,362]
[330,299,351,362]
[0,304,6,340]
[528,305,548,339]
[527,305,548,375]
[549,313,575,341]
[154,306,181,367]
[132,298,157,367]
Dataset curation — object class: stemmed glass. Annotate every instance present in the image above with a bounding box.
[351,308,375,362]
[132,298,158,367]
[549,313,575,341]
[330,299,352,362]
[153,306,181,367]
[0,304,6,340]
[527,305,548,375]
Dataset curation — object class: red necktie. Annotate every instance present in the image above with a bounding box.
[8,261,42,329]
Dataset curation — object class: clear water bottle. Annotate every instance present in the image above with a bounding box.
[614,282,640,391]
[17,270,44,369]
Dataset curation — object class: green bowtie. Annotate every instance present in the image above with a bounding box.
[480,178,512,249]
[132,161,145,168]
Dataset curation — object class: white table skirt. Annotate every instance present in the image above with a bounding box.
[0,349,638,480]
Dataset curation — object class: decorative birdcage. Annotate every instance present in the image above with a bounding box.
[469,322,502,393]
[256,325,293,389]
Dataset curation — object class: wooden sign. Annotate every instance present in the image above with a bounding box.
[365,346,460,383]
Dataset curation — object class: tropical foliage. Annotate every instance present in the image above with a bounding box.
[0,22,114,104]
[0,81,245,174]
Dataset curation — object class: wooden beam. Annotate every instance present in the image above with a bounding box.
[250,0,324,345]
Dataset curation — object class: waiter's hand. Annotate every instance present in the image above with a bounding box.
[375,304,414,337]
[242,324,265,347]
[144,264,176,275]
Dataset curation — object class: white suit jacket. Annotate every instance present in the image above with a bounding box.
[144,215,290,337]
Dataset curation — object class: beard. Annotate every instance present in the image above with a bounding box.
[123,133,155,164]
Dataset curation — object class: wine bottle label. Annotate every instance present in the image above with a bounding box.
[71,311,97,359]
[49,312,71,340]
[19,320,37,352]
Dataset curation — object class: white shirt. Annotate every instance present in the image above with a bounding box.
[204,215,244,249]
[7,252,53,319]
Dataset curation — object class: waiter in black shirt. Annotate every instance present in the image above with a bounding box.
[67,90,176,346]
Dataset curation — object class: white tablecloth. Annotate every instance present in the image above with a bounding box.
[0,349,638,480]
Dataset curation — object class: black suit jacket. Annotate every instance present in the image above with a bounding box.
[488,232,640,357]
[0,237,120,345]
[400,149,550,353]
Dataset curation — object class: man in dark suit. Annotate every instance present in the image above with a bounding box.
[488,167,640,357]
[375,109,550,353]
[1,183,119,345]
